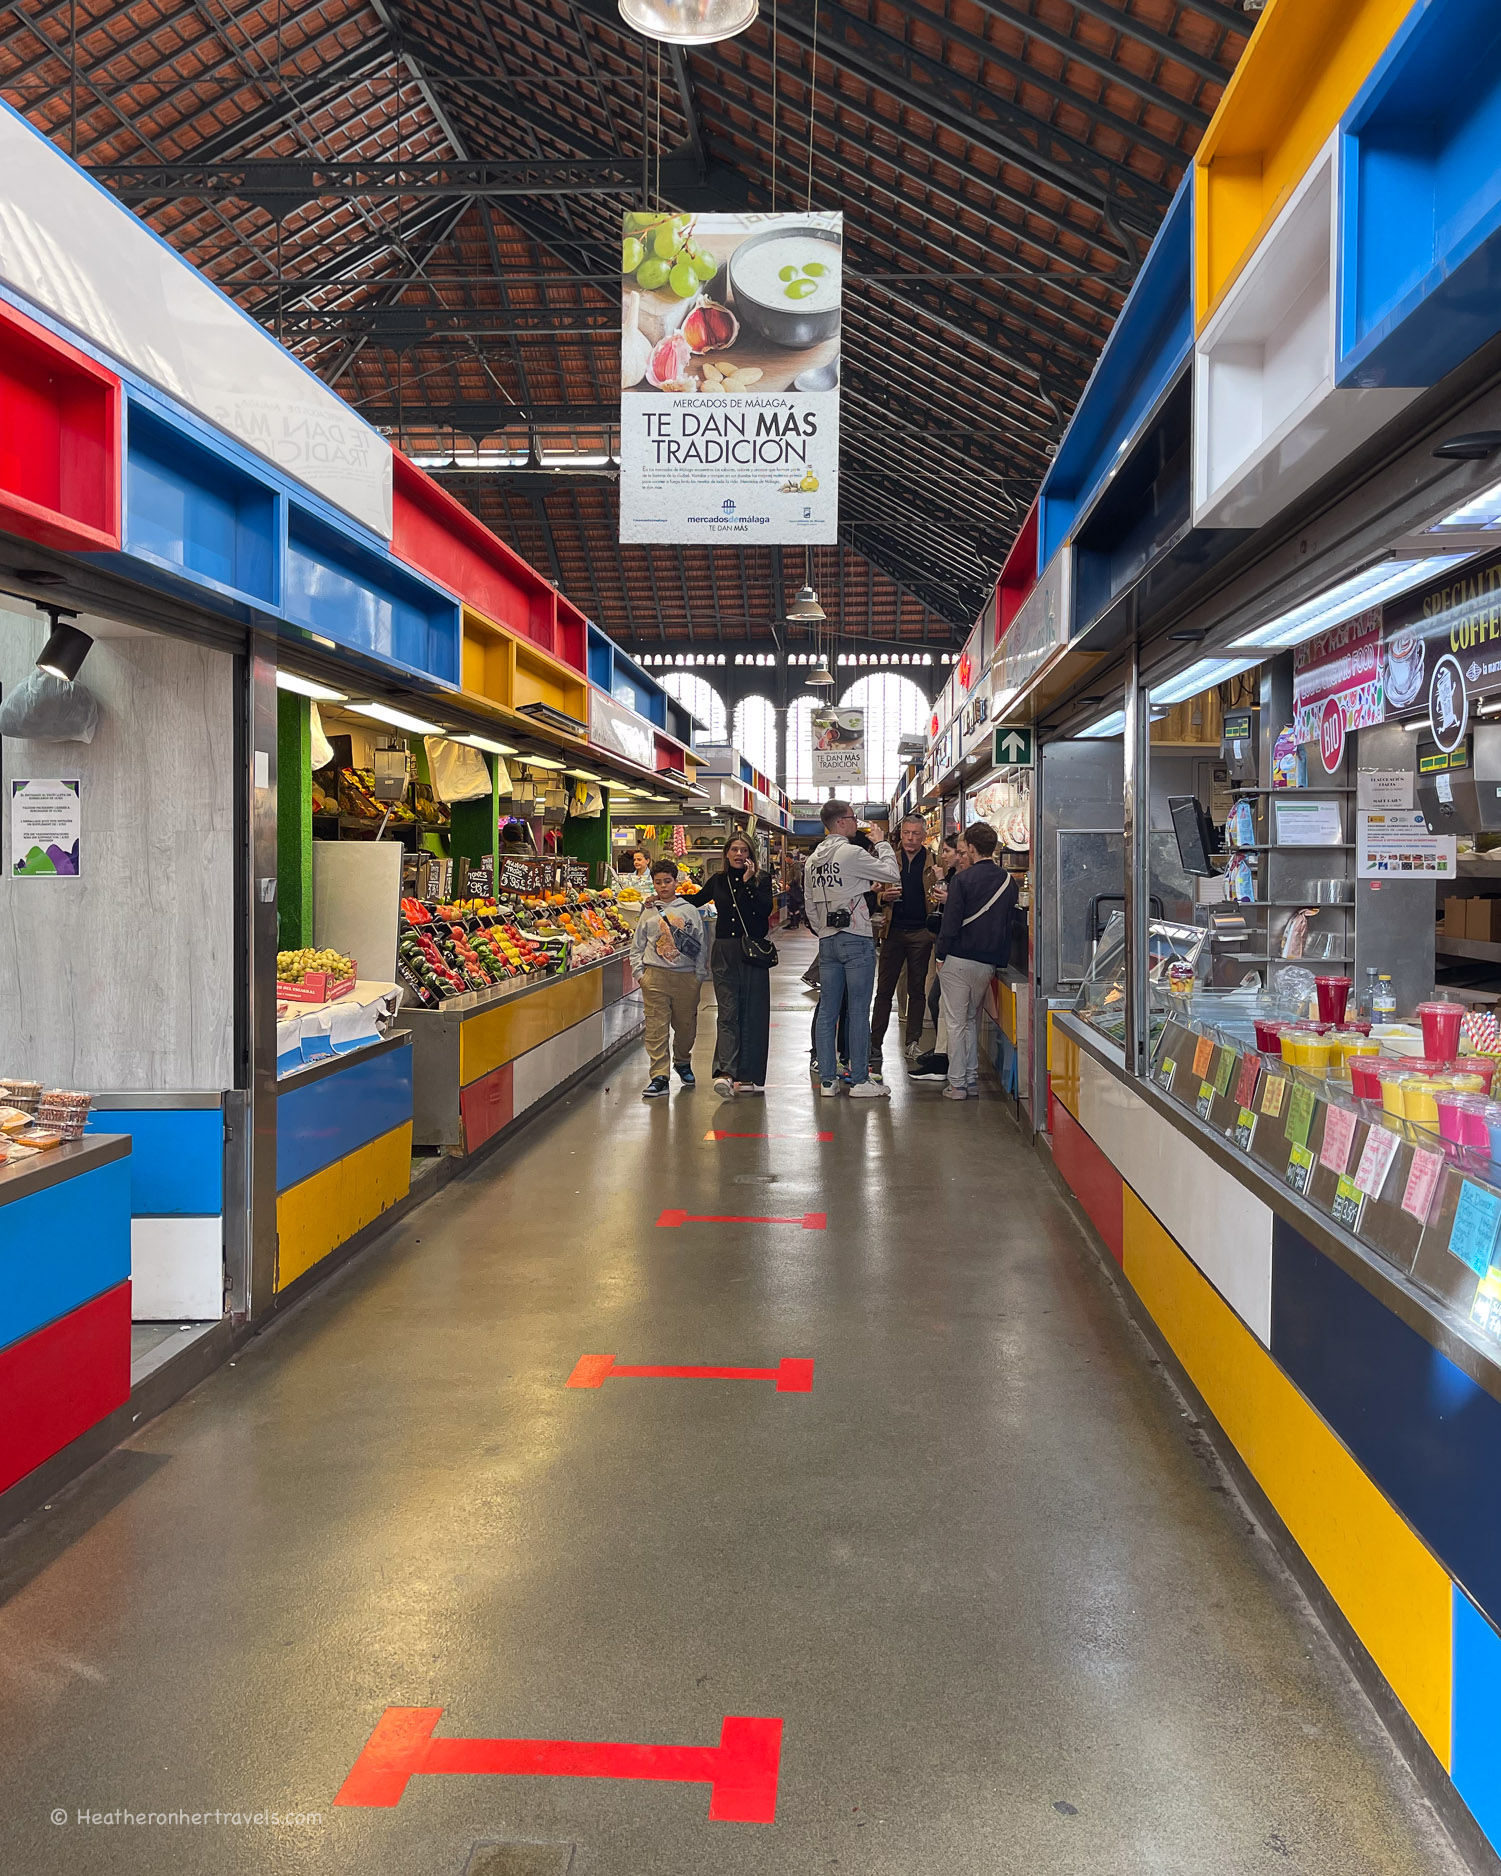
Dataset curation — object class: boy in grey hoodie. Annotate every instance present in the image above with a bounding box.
[630,859,711,1098]
[805,801,901,1097]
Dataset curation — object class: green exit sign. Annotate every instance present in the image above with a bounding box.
[993,724,1033,768]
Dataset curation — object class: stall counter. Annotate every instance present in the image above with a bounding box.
[407,951,643,1152]
[275,1032,413,1294]
[1045,1010,1501,1869]
[0,1135,132,1495]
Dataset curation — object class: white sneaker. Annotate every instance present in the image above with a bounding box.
[736,1082,765,1095]
[905,1040,922,1062]
[820,1080,839,1097]
[713,1076,735,1098]
[848,1080,890,1099]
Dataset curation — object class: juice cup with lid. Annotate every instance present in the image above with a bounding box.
[1416,1000,1464,1061]
[1378,1066,1413,1117]
[1348,1055,1386,1102]
[1253,1019,1288,1054]
[1484,1102,1501,1168]
[1405,1079,1442,1129]
[1314,976,1353,1025]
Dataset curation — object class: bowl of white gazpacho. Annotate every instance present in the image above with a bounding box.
[727,223,842,349]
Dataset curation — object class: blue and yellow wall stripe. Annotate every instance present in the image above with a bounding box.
[275,1039,414,1294]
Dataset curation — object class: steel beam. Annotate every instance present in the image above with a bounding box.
[87,156,701,202]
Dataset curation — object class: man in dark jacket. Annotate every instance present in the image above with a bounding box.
[934,820,1015,1101]
[869,814,939,1074]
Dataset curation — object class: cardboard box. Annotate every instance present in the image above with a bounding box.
[1470,899,1501,944]
[1444,896,1470,936]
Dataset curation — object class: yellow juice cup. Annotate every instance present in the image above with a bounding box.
[1404,1080,1440,1127]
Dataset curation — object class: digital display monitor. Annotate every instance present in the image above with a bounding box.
[1168,794,1217,877]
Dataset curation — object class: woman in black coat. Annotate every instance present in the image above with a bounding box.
[689,833,774,1097]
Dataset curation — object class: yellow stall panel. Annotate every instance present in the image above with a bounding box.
[460,971,605,1087]
[277,1122,413,1292]
[1122,1187,1452,1765]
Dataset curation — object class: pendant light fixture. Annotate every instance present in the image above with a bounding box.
[618,0,757,45]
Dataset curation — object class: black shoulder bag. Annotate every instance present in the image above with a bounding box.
[730,876,778,970]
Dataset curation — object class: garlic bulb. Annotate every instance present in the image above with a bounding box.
[621,289,650,391]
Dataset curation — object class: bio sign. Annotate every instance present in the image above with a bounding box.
[619,210,841,546]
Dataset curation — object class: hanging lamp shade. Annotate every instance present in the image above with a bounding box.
[618,0,757,44]
[786,584,826,623]
[808,659,835,686]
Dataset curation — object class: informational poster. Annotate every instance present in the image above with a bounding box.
[1273,798,1343,846]
[1357,769,1414,811]
[1357,810,1456,879]
[10,777,80,876]
[620,210,841,544]
[811,705,864,788]
[1292,606,1385,743]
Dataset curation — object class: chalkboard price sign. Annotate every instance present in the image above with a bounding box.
[560,856,590,889]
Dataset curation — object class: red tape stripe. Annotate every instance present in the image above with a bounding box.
[334,1708,783,1822]
[567,1354,814,1392]
[656,1210,825,1229]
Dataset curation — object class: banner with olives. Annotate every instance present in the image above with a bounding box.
[620,210,841,545]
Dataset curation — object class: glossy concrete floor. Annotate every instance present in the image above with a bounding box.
[0,934,1469,1876]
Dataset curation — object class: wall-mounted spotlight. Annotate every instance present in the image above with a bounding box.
[36,608,93,682]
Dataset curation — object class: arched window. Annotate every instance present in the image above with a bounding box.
[732,695,777,776]
[785,693,821,801]
[660,670,727,744]
[838,674,929,800]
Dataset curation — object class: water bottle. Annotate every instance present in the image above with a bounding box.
[1372,974,1396,1022]
[1357,965,1379,1021]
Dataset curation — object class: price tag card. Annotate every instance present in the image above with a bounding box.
[1157,1058,1176,1091]
[1260,1075,1288,1119]
[1470,1270,1501,1338]
[1214,1047,1237,1098]
[1284,1082,1316,1151]
[1331,1174,1364,1231]
[1448,1181,1501,1277]
[1402,1147,1444,1224]
[1319,1103,1356,1177]
[1234,1054,1261,1109]
[1196,1081,1216,1120]
[1353,1124,1400,1200]
[1234,1107,1258,1152]
[1286,1144,1315,1195]
[1192,1034,1214,1080]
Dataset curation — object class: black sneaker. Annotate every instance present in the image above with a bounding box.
[643,1076,670,1098]
[675,1062,696,1087]
[908,1052,949,1082]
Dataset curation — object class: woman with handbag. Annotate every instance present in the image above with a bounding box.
[688,834,776,1097]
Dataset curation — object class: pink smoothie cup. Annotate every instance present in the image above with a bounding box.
[1435,1091,1471,1144]
[1315,976,1353,1025]
[1417,1001,1464,1062]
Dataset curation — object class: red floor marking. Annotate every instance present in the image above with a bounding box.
[704,1130,834,1142]
[567,1353,814,1392]
[335,1707,783,1822]
[656,1208,826,1230]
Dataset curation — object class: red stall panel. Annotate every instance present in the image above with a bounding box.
[0,1280,131,1495]
[0,299,121,553]
[555,591,588,674]
[1051,1101,1125,1266]
[390,452,574,665]
[997,498,1039,636]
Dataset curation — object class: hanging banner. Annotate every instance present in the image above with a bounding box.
[1291,606,1384,745]
[620,210,841,545]
[811,705,864,787]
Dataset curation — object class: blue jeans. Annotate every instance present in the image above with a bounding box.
[816,932,876,1084]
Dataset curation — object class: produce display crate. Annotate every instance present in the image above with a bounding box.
[277,964,358,1005]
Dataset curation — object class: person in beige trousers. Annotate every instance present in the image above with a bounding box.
[629,859,711,1098]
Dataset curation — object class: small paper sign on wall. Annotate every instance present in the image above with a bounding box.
[10,778,80,876]
[1357,811,1455,880]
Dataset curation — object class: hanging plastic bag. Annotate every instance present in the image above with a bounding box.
[423,736,492,804]
[0,672,99,743]
[568,780,604,818]
[310,701,334,771]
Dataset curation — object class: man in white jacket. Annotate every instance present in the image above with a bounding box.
[805,800,901,1098]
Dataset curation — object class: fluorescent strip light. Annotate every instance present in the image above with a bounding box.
[521,754,566,770]
[348,701,446,735]
[1403,720,1436,733]
[453,733,518,756]
[1078,709,1125,738]
[1229,556,1470,652]
[1429,474,1501,533]
[1148,655,1263,708]
[276,670,347,702]
[564,768,602,781]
